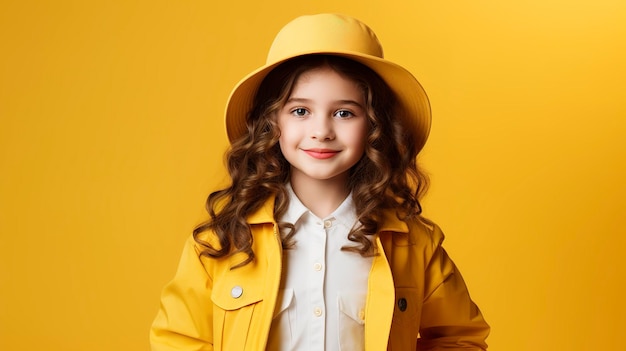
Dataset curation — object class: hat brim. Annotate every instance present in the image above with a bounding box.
[225,51,431,153]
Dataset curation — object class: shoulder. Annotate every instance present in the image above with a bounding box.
[380,209,445,248]
[381,212,445,256]
[406,216,445,248]
[379,215,449,287]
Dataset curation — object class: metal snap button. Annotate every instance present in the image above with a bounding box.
[231,285,243,299]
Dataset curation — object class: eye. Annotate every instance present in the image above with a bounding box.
[290,107,309,117]
[334,110,355,119]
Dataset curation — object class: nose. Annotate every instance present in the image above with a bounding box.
[310,116,335,141]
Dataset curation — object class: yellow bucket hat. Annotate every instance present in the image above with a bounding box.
[225,13,431,153]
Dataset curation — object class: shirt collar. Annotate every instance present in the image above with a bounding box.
[280,183,358,228]
[246,184,410,234]
[328,190,358,229]
[280,183,310,225]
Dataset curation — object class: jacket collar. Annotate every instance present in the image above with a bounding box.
[246,195,277,225]
[246,195,409,234]
[378,210,409,234]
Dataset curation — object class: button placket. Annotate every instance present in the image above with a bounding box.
[307,215,327,342]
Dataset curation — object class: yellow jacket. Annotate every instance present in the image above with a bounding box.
[150,196,490,350]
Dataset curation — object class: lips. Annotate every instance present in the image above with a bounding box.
[302,148,340,159]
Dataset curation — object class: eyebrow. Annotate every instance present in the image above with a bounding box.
[286,97,365,109]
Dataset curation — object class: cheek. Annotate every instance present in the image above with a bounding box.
[277,133,287,154]
[277,122,297,151]
[278,115,305,140]
[350,124,369,152]
[276,117,288,145]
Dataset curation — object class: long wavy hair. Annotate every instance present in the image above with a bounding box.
[194,55,429,268]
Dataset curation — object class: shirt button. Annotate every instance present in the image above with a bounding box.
[358,309,365,321]
[314,307,323,317]
[313,262,322,271]
[231,286,243,299]
[323,220,332,228]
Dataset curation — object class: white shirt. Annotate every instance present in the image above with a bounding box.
[266,185,374,351]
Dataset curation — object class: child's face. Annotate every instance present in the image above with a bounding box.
[277,66,368,187]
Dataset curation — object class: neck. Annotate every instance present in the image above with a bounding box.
[290,176,350,218]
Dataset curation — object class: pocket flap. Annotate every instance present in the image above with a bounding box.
[273,288,295,318]
[338,292,366,325]
[211,273,264,311]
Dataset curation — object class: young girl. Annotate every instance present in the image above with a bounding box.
[151,14,489,350]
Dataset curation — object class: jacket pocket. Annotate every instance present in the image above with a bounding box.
[211,279,264,350]
[266,288,295,350]
[337,292,366,351]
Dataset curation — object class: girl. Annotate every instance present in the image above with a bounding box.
[151,14,490,350]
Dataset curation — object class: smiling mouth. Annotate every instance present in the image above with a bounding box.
[303,149,340,159]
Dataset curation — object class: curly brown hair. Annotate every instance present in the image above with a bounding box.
[193,55,429,268]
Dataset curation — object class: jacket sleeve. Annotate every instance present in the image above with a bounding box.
[150,235,214,351]
[416,225,490,351]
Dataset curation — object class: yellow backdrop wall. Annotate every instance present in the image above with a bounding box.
[1,0,624,350]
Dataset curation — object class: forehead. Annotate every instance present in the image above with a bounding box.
[290,66,365,97]
[297,65,352,81]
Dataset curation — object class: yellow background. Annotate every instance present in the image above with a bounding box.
[1,0,624,350]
